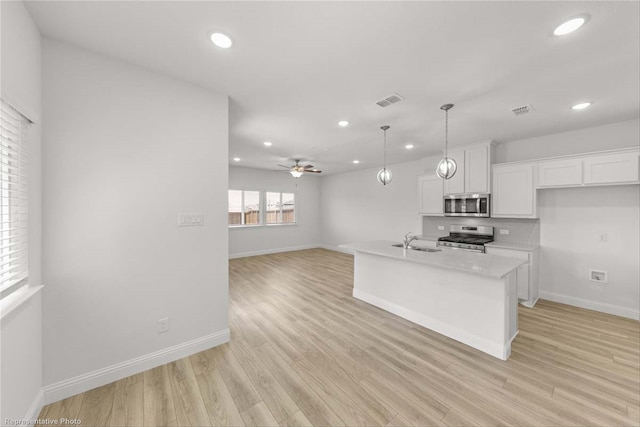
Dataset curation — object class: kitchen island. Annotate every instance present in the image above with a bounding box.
[339,241,526,360]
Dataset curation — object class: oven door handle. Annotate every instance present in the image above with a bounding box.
[477,197,481,214]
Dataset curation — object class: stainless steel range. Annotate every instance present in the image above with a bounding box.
[437,225,494,253]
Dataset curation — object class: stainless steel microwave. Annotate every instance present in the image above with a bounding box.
[444,194,491,217]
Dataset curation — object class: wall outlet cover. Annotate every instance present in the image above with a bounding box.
[500,229,509,235]
[589,269,608,283]
[158,317,170,333]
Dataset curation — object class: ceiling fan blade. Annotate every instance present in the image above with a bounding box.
[303,164,315,169]
[276,164,292,169]
[306,170,322,173]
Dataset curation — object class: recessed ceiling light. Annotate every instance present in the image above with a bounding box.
[352,160,360,164]
[572,102,592,110]
[553,15,589,36]
[233,157,240,162]
[405,144,415,149]
[338,120,350,127]
[210,32,233,48]
[263,141,272,146]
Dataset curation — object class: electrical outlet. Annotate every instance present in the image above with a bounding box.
[500,229,509,235]
[438,226,445,231]
[158,317,170,333]
[589,269,608,283]
[178,213,204,227]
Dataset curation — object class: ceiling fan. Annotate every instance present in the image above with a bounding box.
[277,159,322,177]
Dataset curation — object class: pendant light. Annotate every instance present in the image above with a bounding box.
[436,104,457,180]
[377,125,393,185]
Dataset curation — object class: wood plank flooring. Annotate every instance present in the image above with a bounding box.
[38,248,640,426]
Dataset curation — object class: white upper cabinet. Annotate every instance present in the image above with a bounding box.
[583,152,639,185]
[538,158,583,187]
[443,149,465,195]
[492,163,537,218]
[444,143,493,195]
[418,173,444,215]
[465,145,490,193]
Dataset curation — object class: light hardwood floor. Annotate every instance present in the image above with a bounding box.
[39,248,640,426]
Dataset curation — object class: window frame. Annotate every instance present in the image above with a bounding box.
[265,191,296,226]
[228,189,298,228]
[228,189,263,227]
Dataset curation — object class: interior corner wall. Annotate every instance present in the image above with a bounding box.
[41,39,229,399]
[538,185,639,318]
[0,0,43,422]
[229,166,321,257]
[319,158,431,249]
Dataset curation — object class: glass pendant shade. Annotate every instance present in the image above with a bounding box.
[436,157,457,179]
[377,168,393,185]
[290,170,303,178]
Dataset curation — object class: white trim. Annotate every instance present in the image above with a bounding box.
[229,244,320,259]
[519,296,539,308]
[353,289,512,360]
[539,291,640,320]
[42,329,230,405]
[318,244,354,255]
[22,389,44,425]
[0,285,43,320]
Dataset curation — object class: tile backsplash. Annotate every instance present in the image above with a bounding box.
[422,216,540,246]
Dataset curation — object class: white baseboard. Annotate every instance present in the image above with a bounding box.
[353,289,511,360]
[22,389,44,425]
[539,291,640,320]
[229,244,320,259]
[42,329,230,405]
[318,244,354,255]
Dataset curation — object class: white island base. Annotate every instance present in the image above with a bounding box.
[349,247,519,360]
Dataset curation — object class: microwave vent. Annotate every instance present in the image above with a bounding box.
[376,93,405,108]
[511,104,535,116]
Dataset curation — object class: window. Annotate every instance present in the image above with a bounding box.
[266,192,296,224]
[228,190,261,225]
[1,100,29,299]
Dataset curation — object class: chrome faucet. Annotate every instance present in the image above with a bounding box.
[402,232,418,249]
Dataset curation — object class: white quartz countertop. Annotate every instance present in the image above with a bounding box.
[485,241,540,251]
[340,240,526,279]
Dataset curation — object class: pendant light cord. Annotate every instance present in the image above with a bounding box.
[444,108,449,159]
[383,128,387,170]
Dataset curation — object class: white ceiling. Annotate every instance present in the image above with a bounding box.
[25,1,640,175]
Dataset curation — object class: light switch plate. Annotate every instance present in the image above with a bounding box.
[500,229,509,235]
[438,226,445,231]
[178,213,204,227]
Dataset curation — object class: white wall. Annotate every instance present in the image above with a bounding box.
[0,1,43,422]
[41,40,229,400]
[538,186,639,318]
[320,158,434,248]
[495,119,639,163]
[229,166,321,257]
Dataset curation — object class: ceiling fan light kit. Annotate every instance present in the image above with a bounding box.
[279,159,322,178]
[377,125,393,185]
[436,103,457,180]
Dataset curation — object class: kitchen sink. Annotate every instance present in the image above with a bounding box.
[391,243,441,253]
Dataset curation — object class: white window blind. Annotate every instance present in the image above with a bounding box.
[1,99,29,299]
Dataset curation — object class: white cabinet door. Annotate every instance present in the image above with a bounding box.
[443,149,465,195]
[418,173,444,215]
[465,145,489,193]
[583,152,639,185]
[538,158,583,187]
[492,163,536,218]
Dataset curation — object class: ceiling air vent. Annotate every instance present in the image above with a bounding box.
[511,104,535,116]
[376,93,405,108]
